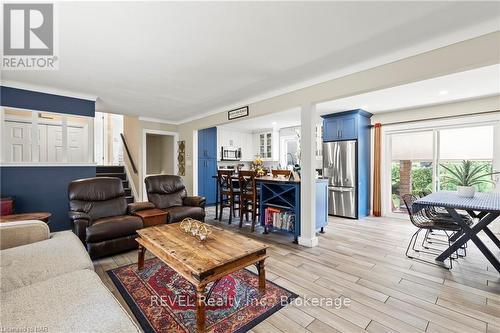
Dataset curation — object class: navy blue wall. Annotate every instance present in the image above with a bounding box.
[0,166,96,231]
[1,86,95,117]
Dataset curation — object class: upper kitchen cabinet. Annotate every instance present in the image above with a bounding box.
[198,127,217,160]
[322,110,371,142]
[254,130,278,161]
[216,127,254,161]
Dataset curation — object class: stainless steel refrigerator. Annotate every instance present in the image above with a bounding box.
[323,141,357,218]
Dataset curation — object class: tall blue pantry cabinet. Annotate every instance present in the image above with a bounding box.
[322,109,372,218]
[198,127,217,205]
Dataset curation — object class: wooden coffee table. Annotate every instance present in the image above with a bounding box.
[136,223,269,333]
[0,212,52,224]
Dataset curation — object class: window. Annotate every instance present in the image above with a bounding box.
[1,107,94,164]
[439,126,494,192]
[386,122,498,216]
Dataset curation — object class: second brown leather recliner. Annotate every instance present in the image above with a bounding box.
[144,175,206,223]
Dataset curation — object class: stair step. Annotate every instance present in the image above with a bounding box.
[122,180,129,188]
[96,173,126,180]
[96,165,125,174]
[124,188,132,196]
[126,196,134,204]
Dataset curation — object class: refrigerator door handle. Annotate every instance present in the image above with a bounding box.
[329,186,355,192]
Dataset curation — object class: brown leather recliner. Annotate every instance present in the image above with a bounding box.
[145,175,206,223]
[68,177,154,258]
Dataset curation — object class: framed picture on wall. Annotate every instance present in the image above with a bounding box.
[228,106,249,120]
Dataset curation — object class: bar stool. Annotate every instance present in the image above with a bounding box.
[271,169,292,178]
[217,170,239,224]
[238,170,259,232]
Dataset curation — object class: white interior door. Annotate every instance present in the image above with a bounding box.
[68,126,86,162]
[47,125,63,162]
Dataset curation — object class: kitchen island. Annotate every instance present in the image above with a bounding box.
[257,176,328,243]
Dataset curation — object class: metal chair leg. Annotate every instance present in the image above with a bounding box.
[406,229,420,258]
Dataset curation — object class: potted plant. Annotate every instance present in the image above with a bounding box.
[441,160,499,198]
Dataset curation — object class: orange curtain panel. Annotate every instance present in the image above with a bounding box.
[373,123,382,216]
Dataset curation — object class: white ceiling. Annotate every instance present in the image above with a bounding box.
[3,2,500,123]
[317,64,500,114]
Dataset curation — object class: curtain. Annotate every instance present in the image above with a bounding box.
[373,123,382,217]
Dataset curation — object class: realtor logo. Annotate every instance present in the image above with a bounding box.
[2,3,58,70]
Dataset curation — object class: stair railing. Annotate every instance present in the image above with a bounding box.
[120,133,138,174]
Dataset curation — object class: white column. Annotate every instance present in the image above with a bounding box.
[299,102,319,247]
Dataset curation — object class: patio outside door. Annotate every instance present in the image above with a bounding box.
[386,123,498,217]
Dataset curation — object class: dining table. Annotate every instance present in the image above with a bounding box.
[414,191,500,273]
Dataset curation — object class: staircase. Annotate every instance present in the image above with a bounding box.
[96,165,134,203]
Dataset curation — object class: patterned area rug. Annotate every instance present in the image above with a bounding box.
[107,258,297,333]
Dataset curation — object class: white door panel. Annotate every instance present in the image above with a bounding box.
[47,125,63,162]
[68,126,85,162]
[4,121,32,162]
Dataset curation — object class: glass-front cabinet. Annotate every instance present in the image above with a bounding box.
[259,131,273,159]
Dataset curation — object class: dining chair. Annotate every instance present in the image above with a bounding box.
[402,194,462,269]
[271,169,292,178]
[237,170,259,232]
[417,191,471,257]
[217,170,239,224]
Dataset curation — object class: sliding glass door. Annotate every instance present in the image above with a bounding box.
[386,123,497,216]
[389,130,434,214]
[438,125,495,192]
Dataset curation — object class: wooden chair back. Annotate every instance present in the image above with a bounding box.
[272,169,292,178]
[238,170,257,202]
[217,170,235,196]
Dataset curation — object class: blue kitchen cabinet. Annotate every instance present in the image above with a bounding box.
[338,115,357,140]
[323,113,358,141]
[323,117,339,142]
[258,178,328,243]
[198,127,217,159]
[198,127,217,205]
[205,159,217,205]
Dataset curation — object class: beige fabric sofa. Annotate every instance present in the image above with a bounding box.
[0,220,140,333]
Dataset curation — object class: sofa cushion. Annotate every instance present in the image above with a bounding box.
[166,206,205,223]
[0,220,49,250]
[0,269,140,333]
[86,215,142,243]
[0,231,93,293]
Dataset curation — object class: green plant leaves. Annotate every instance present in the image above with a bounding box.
[440,160,498,187]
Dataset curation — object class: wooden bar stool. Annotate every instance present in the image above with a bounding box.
[238,170,259,232]
[271,169,292,178]
[217,170,239,224]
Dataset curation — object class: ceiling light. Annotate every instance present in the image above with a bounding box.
[439,90,448,95]
[272,121,277,125]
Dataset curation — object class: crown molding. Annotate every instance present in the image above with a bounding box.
[138,116,180,125]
